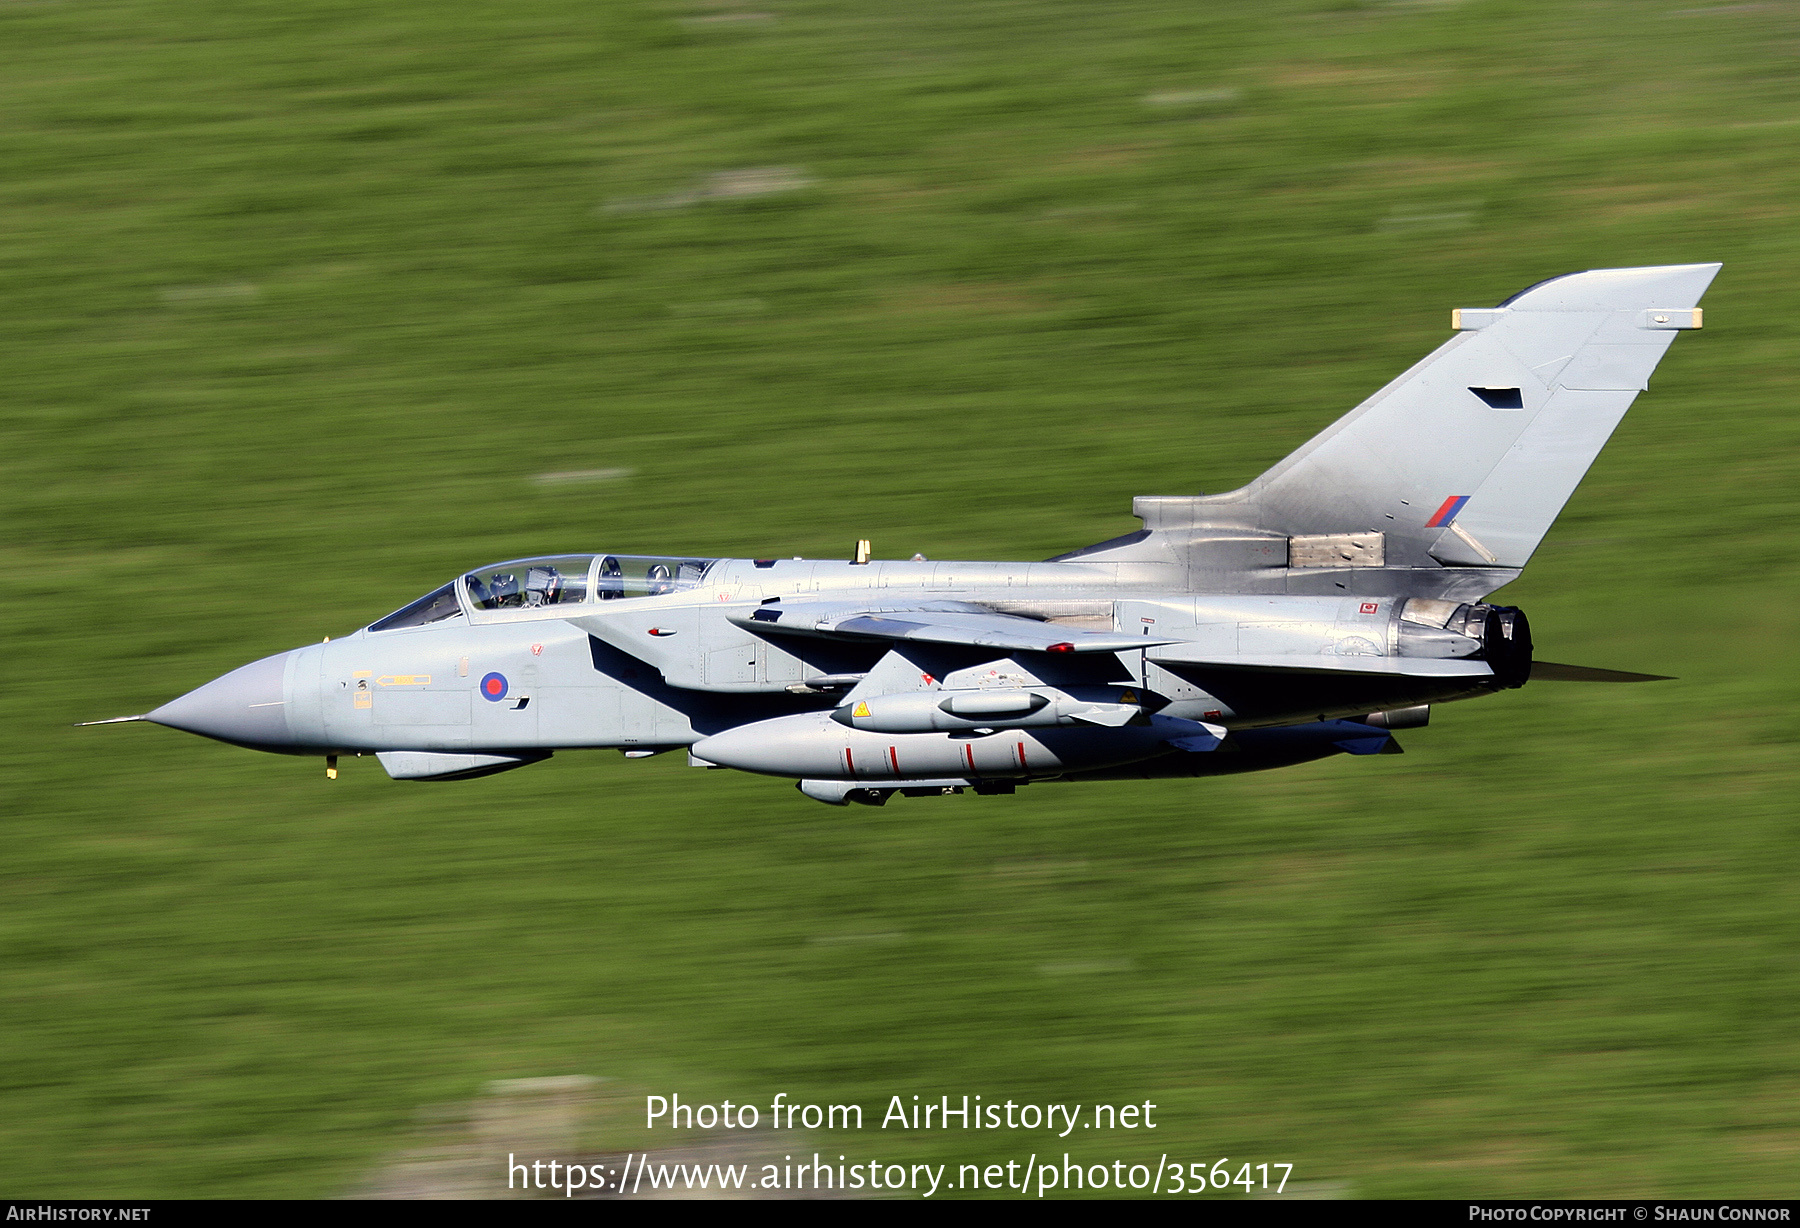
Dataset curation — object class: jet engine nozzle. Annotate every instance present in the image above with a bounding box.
[1398,599,1532,688]
[1477,604,1533,689]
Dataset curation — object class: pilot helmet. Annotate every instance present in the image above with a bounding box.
[597,556,624,599]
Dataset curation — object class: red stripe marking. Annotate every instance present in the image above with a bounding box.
[1017,741,1028,770]
[845,748,856,778]
[964,744,977,775]
[888,746,899,776]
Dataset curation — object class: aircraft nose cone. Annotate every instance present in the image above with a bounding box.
[148,650,294,748]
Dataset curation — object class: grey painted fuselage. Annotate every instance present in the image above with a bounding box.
[122,264,1719,798]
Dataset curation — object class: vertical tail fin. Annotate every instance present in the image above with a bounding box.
[1065,264,1719,598]
[1242,263,1718,570]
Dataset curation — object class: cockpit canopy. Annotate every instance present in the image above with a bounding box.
[463,555,598,610]
[464,554,715,608]
[367,553,718,632]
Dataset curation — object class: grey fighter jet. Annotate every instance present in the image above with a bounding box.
[91,264,1716,804]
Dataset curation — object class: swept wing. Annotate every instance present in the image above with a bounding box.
[727,600,1178,655]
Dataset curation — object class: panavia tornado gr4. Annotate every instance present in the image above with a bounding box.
[91,264,1716,804]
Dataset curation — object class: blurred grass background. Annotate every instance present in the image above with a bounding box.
[2,0,1797,1199]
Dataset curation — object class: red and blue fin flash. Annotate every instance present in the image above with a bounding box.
[1426,495,1471,528]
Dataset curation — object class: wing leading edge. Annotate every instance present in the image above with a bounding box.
[729,600,1178,655]
[732,601,1501,677]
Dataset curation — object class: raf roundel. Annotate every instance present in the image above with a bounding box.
[479,672,509,703]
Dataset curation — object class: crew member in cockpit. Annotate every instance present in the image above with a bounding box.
[524,566,561,606]
[473,572,521,608]
[597,556,624,601]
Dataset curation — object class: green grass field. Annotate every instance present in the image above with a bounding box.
[3,0,1798,1199]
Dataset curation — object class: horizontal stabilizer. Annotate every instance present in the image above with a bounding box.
[1529,660,1673,682]
[1148,646,1494,679]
